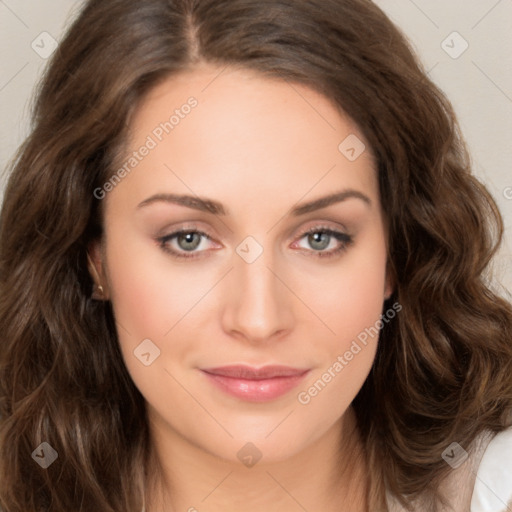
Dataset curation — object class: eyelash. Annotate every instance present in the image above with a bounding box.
[157,225,353,260]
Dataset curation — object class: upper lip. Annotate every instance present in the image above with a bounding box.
[201,365,309,380]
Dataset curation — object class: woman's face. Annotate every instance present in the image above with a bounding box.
[95,65,392,464]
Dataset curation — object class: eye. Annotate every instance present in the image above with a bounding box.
[293,225,353,258]
[157,229,216,259]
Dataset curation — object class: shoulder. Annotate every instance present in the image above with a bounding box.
[470,426,512,512]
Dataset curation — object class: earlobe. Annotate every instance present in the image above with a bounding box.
[86,242,108,301]
[384,262,395,300]
[384,278,393,300]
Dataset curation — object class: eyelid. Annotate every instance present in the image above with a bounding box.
[154,220,216,239]
[293,219,349,237]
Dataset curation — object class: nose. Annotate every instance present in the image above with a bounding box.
[220,246,294,344]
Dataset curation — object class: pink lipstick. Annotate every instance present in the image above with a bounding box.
[201,365,310,402]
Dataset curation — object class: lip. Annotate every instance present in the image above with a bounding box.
[200,365,310,402]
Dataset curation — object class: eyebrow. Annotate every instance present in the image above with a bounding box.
[137,189,371,216]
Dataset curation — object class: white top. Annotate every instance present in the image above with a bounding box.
[470,427,512,511]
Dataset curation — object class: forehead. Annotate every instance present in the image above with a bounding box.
[108,65,379,215]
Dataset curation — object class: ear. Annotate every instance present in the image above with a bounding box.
[87,240,109,300]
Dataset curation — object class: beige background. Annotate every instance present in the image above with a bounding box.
[1,0,511,295]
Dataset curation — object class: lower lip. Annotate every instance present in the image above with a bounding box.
[201,371,309,402]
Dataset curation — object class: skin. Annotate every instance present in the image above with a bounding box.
[90,64,393,512]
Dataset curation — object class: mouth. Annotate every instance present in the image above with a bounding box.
[200,365,310,402]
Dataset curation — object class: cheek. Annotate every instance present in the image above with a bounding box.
[305,232,389,350]
[301,230,387,375]
[101,225,208,389]
[104,225,207,338]
[294,241,388,419]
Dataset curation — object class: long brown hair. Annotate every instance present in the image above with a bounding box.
[1,0,511,510]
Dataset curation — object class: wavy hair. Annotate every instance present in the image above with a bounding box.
[1,0,511,510]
